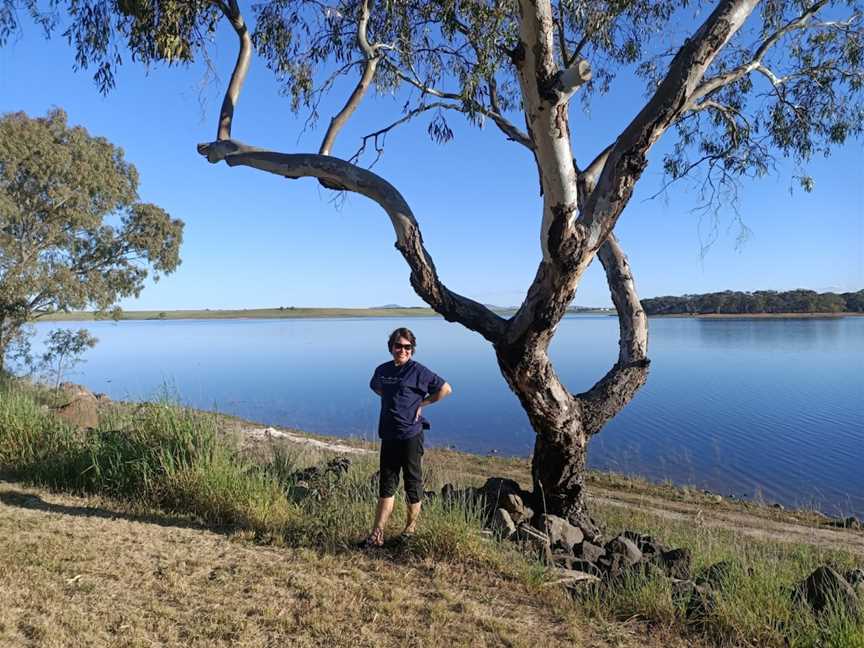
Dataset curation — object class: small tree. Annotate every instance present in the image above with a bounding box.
[0,109,184,371]
[6,1,860,534]
[37,328,98,391]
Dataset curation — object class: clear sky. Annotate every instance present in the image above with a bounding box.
[1,14,861,310]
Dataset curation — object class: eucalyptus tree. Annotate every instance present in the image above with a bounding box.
[0,109,183,371]
[6,0,860,534]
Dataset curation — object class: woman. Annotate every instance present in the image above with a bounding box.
[364,327,452,547]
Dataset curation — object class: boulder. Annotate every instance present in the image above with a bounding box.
[516,523,552,561]
[622,530,668,558]
[501,492,533,524]
[548,567,601,593]
[479,477,524,514]
[696,561,735,590]
[541,514,584,553]
[845,568,864,598]
[670,578,697,605]
[794,566,860,617]
[491,508,517,539]
[569,559,603,577]
[54,391,99,429]
[596,552,631,579]
[686,584,717,622]
[605,535,643,566]
[575,541,606,564]
[658,548,692,580]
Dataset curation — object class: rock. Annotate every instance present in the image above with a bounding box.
[553,553,574,569]
[491,508,517,539]
[547,568,601,593]
[441,483,456,500]
[441,484,480,507]
[516,523,552,561]
[670,578,696,605]
[827,516,862,529]
[288,484,311,502]
[658,548,692,580]
[575,541,606,564]
[596,553,630,579]
[94,392,111,403]
[846,568,864,599]
[502,492,533,525]
[54,391,99,429]
[605,535,643,566]
[541,514,584,553]
[569,559,603,577]
[696,561,735,590]
[686,584,717,622]
[794,566,860,617]
[478,477,523,514]
[622,531,667,558]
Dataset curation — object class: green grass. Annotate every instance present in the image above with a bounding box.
[576,503,864,647]
[1,375,861,647]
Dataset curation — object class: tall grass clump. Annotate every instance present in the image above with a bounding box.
[0,380,299,537]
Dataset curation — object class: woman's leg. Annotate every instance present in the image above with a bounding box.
[402,433,424,534]
[368,440,400,545]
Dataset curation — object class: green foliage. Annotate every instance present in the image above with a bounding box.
[36,328,98,389]
[0,109,183,366]
[642,288,862,315]
[4,0,860,182]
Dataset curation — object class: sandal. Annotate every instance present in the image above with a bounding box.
[359,528,384,549]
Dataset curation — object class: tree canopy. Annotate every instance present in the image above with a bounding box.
[641,288,863,314]
[0,109,183,368]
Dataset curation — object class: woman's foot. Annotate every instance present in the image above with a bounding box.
[362,527,384,548]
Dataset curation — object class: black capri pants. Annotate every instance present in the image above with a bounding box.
[379,433,424,504]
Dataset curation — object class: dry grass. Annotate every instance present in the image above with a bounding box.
[0,481,688,648]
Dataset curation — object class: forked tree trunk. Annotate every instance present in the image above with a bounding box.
[494,343,593,528]
[199,0,758,536]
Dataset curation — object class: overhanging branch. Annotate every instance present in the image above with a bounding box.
[197,139,507,342]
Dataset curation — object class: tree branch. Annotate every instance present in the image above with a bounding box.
[318,0,380,156]
[386,59,534,150]
[210,0,251,141]
[577,0,761,252]
[197,139,508,342]
[686,0,830,109]
[577,233,649,435]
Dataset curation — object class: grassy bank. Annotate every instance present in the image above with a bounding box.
[1,377,861,647]
[41,307,441,321]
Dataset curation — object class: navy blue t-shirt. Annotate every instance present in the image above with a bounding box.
[370,360,445,440]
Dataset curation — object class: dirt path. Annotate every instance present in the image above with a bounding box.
[589,487,864,556]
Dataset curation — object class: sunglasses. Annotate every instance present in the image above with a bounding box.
[392,343,413,351]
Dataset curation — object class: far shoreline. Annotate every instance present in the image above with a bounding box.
[40,307,862,322]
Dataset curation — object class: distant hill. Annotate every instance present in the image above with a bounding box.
[642,289,864,315]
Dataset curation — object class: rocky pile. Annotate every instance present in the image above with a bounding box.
[437,476,864,622]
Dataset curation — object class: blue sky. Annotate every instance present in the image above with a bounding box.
[1,15,861,309]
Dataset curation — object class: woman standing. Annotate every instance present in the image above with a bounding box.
[364,327,452,547]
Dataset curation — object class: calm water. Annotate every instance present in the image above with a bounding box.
[29,315,864,516]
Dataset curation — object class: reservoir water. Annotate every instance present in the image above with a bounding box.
[28,315,864,516]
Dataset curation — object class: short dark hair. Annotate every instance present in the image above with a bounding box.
[388,327,416,351]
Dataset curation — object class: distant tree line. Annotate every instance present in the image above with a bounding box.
[641,290,864,315]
